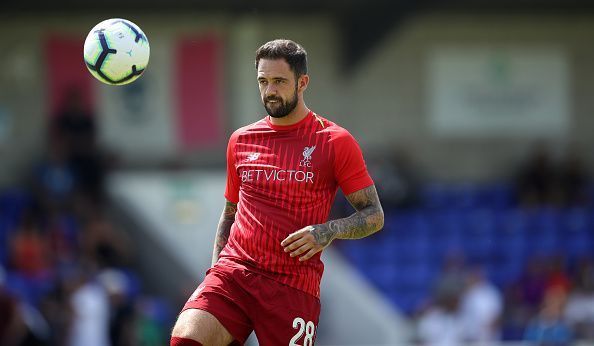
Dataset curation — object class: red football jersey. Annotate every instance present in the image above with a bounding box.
[217,111,373,297]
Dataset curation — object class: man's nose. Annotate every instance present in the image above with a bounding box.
[265,85,278,97]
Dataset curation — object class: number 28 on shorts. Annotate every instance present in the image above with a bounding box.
[289,317,316,346]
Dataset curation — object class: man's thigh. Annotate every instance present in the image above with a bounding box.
[174,267,253,345]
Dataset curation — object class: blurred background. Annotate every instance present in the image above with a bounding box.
[1,0,594,345]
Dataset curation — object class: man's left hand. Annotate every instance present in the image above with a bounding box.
[281,225,333,262]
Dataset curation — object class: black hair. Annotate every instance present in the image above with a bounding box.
[255,39,307,78]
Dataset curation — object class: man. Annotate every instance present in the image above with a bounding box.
[171,39,384,346]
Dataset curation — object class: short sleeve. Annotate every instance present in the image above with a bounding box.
[332,130,374,195]
[224,131,240,203]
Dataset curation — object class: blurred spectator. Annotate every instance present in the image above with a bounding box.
[8,211,52,279]
[515,143,589,207]
[556,152,589,207]
[367,148,420,210]
[515,144,556,207]
[524,287,572,346]
[66,266,111,346]
[82,210,132,269]
[51,88,96,156]
[564,257,594,340]
[459,267,503,343]
[417,290,464,346]
[97,268,137,346]
[416,255,466,346]
[51,87,108,204]
[545,256,572,296]
[433,254,466,307]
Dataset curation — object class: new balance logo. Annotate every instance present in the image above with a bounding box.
[245,152,260,162]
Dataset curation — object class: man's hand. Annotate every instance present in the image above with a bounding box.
[281,224,335,262]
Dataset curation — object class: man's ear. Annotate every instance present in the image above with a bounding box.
[298,74,309,93]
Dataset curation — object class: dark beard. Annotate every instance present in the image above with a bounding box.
[264,88,298,118]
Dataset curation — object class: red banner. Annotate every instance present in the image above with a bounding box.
[175,35,224,151]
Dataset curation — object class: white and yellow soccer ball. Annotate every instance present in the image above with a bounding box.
[83,18,150,85]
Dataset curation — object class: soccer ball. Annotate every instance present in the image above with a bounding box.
[83,18,150,85]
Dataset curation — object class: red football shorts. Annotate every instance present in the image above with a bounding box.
[182,265,320,346]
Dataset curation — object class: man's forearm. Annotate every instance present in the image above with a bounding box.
[312,185,384,246]
[211,219,233,265]
[313,206,384,245]
[211,202,237,266]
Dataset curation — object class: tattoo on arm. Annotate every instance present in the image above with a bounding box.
[312,185,384,246]
[212,201,237,265]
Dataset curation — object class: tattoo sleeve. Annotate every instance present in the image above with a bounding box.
[211,201,237,266]
[312,185,384,247]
